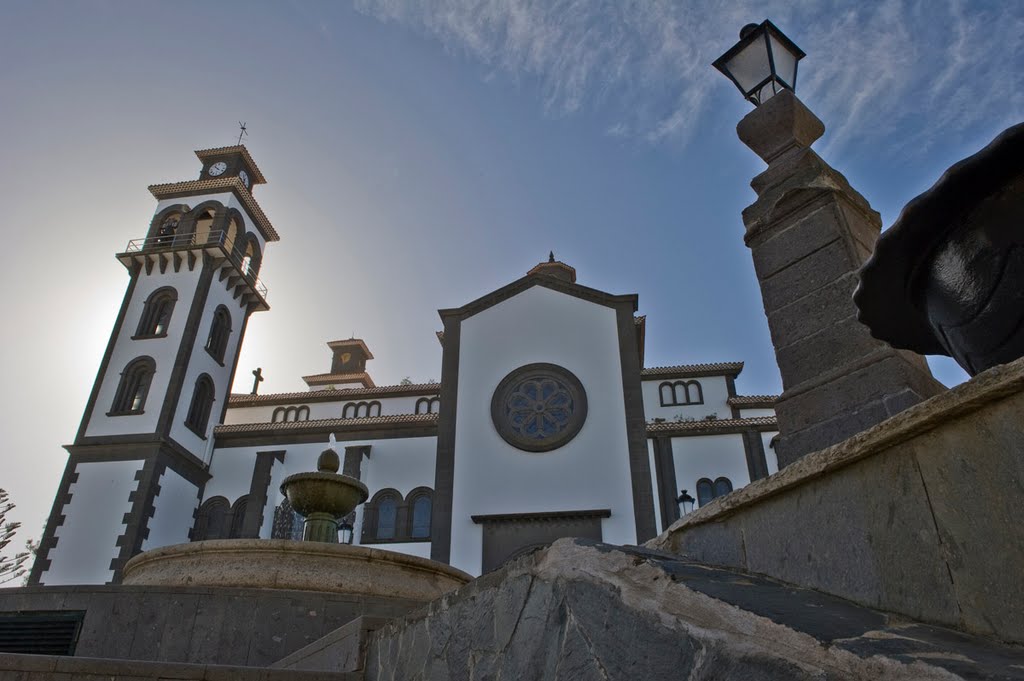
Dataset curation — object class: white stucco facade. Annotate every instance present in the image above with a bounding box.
[43,460,142,585]
[143,467,199,551]
[448,285,638,575]
[671,434,751,507]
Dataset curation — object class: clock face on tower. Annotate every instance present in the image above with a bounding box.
[239,170,250,188]
[208,161,228,177]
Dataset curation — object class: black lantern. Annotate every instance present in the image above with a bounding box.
[676,490,695,517]
[712,20,805,106]
[338,520,354,545]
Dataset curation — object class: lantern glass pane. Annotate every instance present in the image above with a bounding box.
[725,36,772,94]
[768,34,798,88]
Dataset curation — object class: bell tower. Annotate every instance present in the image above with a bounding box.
[30,146,280,585]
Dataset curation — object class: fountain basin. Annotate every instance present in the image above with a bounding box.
[280,471,369,518]
[122,539,471,602]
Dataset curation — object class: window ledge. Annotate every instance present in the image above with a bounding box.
[106,410,144,417]
[204,347,226,366]
[185,423,208,440]
[359,536,431,545]
[131,333,169,341]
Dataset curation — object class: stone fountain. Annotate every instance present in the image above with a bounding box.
[280,447,368,543]
[122,447,470,601]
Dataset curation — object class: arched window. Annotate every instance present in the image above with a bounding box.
[342,401,382,418]
[205,306,232,363]
[239,233,262,278]
[409,492,432,539]
[415,397,440,415]
[193,209,216,246]
[696,478,714,507]
[110,356,156,415]
[156,214,180,245]
[135,287,177,338]
[185,374,215,436]
[714,477,733,498]
[229,495,249,538]
[658,380,704,407]
[695,477,734,507]
[192,496,230,541]
[376,495,398,540]
[272,405,310,423]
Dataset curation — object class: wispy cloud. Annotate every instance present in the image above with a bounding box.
[353,0,1023,156]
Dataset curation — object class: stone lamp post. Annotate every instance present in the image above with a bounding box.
[280,448,369,543]
[714,22,946,466]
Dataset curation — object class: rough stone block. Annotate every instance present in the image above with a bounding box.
[741,450,960,626]
[762,271,861,345]
[673,518,747,568]
[773,316,882,388]
[750,202,845,282]
[912,395,1024,641]
[758,238,857,315]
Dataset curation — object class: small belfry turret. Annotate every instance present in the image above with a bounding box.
[30,145,280,586]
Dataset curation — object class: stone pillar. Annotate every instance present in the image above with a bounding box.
[738,90,945,466]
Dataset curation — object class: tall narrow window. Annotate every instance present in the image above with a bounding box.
[135,287,177,338]
[696,478,714,507]
[411,495,432,539]
[110,357,156,415]
[376,495,398,540]
[205,306,232,363]
[713,477,733,498]
[185,374,215,436]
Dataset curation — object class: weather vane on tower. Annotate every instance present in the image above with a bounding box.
[236,121,248,146]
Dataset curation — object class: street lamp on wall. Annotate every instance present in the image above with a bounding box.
[339,520,354,545]
[712,20,805,106]
[676,490,695,518]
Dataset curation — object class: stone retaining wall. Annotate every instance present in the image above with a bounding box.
[648,356,1024,644]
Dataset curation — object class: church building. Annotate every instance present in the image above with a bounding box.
[30,147,779,585]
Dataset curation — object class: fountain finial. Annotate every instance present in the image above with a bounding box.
[318,448,340,473]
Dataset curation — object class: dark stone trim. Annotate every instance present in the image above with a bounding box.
[438,274,637,323]
[75,262,141,444]
[649,420,778,438]
[431,317,461,564]
[213,424,437,449]
[726,375,742,418]
[156,254,217,437]
[240,450,285,538]
[343,445,371,479]
[110,457,162,582]
[616,305,658,543]
[741,429,770,482]
[471,509,611,523]
[65,437,211,487]
[27,463,79,584]
[651,437,680,533]
[215,304,254,430]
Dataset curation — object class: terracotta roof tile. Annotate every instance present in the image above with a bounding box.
[302,372,376,388]
[214,412,438,435]
[641,362,744,379]
[228,382,441,406]
[148,177,279,242]
[727,395,779,407]
[646,415,777,435]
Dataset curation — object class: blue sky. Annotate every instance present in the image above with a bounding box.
[1,0,1021,553]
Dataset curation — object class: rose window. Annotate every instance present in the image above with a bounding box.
[491,363,587,452]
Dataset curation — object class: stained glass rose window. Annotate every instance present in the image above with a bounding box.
[490,363,587,452]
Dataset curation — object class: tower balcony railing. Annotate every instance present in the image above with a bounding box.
[120,230,268,300]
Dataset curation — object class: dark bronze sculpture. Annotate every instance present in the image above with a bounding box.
[856,122,1024,376]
